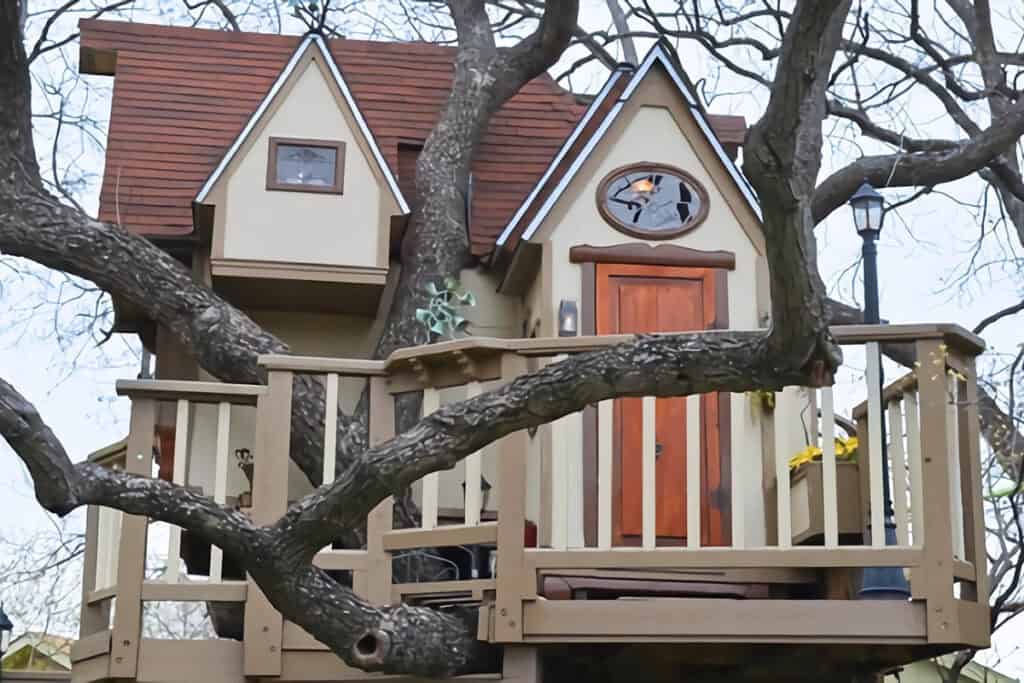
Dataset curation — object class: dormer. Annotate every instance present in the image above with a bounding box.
[193,35,407,314]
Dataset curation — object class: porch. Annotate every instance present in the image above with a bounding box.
[71,324,989,682]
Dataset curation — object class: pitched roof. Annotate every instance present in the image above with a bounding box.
[80,20,746,257]
[2,632,73,671]
[496,43,759,254]
[194,34,408,213]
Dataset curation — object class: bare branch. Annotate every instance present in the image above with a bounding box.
[812,98,1024,223]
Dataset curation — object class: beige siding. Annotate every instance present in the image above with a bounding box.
[214,53,389,271]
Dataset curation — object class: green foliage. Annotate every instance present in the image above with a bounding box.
[415,277,477,342]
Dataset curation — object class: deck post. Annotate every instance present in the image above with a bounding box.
[243,369,292,676]
[108,397,156,678]
[493,352,531,642]
[913,339,959,644]
[359,376,395,605]
[952,351,988,605]
[502,645,543,682]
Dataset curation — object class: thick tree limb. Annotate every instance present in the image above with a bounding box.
[0,374,494,676]
[282,330,822,549]
[811,98,1024,223]
[743,0,850,368]
[0,376,256,553]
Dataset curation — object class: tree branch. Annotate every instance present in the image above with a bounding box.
[0,374,495,676]
[811,98,1024,223]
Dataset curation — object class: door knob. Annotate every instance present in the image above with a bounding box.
[655,442,664,459]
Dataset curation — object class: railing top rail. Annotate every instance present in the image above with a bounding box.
[829,323,984,355]
[383,323,984,370]
[851,370,919,419]
[258,354,387,375]
[115,379,265,405]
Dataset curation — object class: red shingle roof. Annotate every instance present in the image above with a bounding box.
[80,20,745,257]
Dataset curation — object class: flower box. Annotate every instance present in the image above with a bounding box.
[789,460,864,545]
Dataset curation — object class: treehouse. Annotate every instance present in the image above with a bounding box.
[71,19,989,683]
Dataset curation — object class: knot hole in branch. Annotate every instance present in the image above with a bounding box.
[352,629,391,669]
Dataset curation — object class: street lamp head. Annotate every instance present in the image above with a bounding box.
[0,602,13,656]
[849,182,884,238]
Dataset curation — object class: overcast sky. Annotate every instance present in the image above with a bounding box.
[2,0,1022,675]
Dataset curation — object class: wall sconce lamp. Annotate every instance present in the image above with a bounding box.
[558,299,578,337]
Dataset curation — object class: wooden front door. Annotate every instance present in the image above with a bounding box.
[596,263,727,546]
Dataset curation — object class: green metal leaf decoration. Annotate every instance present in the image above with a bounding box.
[414,278,477,341]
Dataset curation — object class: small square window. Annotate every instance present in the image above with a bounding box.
[266,137,345,193]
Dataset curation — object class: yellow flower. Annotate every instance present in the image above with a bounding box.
[789,436,859,470]
[788,445,822,470]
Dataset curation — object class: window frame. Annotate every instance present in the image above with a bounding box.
[595,161,710,240]
[266,137,346,194]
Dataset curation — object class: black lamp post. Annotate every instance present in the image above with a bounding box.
[0,602,13,681]
[850,182,911,600]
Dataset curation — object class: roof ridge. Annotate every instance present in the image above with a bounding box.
[81,18,457,53]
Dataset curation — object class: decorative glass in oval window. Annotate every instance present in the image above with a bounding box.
[599,165,707,237]
[276,144,337,187]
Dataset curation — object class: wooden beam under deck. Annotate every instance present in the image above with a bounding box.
[516,599,928,643]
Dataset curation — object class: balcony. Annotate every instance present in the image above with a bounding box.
[71,324,989,683]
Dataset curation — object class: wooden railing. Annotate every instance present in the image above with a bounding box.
[76,323,990,678]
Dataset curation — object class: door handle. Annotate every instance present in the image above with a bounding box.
[655,442,664,459]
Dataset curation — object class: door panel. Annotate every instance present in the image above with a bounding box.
[596,263,724,546]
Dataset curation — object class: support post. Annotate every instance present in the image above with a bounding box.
[493,352,531,642]
[108,397,155,678]
[502,645,543,682]
[243,370,292,676]
[953,352,988,604]
[913,339,959,643]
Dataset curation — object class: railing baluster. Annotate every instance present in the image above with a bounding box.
[550,411,568,551]
[322,372,339,486]
[642,395,657,550]
[597,399,613,549]
[97,506,122,589]
[774,391,791,549]
[865,342,885,547]
[165,399,190,583]
[80,505,111,636]
[686,394,701,549]
[549,355,570,551]
[888,399,910,546]
[820,387,839,549]
[904,389,924,546]
[464,381,483,527]
[946,375,966,559]
[421,387,440,531]
[210,401,231,582]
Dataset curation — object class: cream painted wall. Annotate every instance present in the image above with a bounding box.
[249,310,377,359]
[525,84,770,545]
[218,55,384,269]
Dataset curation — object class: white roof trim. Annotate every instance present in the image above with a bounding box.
[494,69,626,247]
[195,34,409,214]
[311,35,408,213]
[515,44,761,245]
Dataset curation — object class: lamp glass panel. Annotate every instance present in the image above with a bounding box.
[867,201,883,231]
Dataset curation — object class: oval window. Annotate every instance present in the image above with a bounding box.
[596,163,709,238]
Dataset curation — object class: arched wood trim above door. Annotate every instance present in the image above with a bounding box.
[569,243,736,270]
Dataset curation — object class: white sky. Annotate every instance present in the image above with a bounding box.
[1,0,1022,676]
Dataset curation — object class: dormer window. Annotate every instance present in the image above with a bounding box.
[266,137,345,193]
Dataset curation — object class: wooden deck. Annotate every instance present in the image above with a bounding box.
[73,324,990,682]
